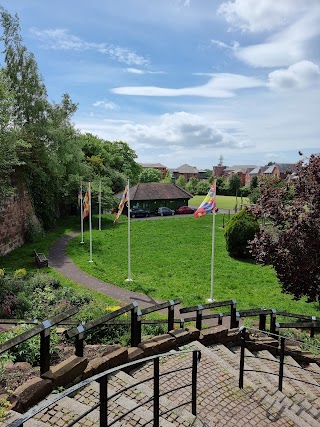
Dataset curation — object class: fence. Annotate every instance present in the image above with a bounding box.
[8,349,201,427]
[238,327,320,392]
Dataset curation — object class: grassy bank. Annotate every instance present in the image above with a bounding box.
[67,214,319,315]
[190,195,249,210]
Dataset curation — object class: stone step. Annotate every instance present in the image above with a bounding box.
[208,343,320,427]
[0,412,47,427]
[256,350,320,411]
[131,341,309,426]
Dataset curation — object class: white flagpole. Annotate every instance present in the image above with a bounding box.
[98,180,102,231]
[208,210,216,302]
[88,181,93,263]
[80,181,84,244]
[126,179,132,281]
[208,179,217,302]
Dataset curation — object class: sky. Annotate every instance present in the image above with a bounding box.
[1,0,320,169]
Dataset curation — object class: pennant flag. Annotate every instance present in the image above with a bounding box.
[194,180,217,218]
[114,185,128,223]
[83,186,90,219]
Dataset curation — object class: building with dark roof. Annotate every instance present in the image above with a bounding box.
[169,164,207,182]
[139,163,167,179]
[116,183,193,213]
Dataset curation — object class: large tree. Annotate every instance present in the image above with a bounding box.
[249,154,320,302]
[139,168,162,183]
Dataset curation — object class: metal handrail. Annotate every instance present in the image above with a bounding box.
[8,349,201,427]
[238,326,320,392]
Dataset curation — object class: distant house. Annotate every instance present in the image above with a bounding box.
[139,163,167,179]
[222,165,256,186]
[263,163,297,180]
[169,164,207,182]
[116,183,193,212]
[246,166,269,186]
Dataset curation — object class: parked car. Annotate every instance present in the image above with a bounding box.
[155,207,175,216]
[175,206,195,214]
[129,207,150,218]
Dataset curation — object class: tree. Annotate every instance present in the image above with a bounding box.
[176,175,186,188]
[225,209,260,258]
[162,170,172,183]
[228,174,241,196]
[139,168,162,183]
[186,177,198,194]
[249,154,320,302]
[196,181,210,195]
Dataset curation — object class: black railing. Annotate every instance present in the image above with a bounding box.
[180,299,238,330]
[236,308,277,333]
[8,349,201,427]
[238,327,320,392]
[0,307,78,375]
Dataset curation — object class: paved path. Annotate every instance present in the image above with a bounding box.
[48,231,231,326]
[49,232,163,310]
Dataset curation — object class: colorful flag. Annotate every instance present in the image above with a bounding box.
[194,180,218,218]
[114,185,128,223]
[83,186,90,219]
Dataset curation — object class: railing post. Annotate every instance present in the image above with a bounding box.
[310,316,316,338]
[278,336,285,392]
[270,309,277,334]
[230,300,238,329]
[239,327,246,389]
[99,375,108,427]
[196,305,203,330]
[40,320,51,375]
[192,350,199,416]
[131,307,142,347]
[218,313,223,326]
[75,325,85,357]
[168,300,175,332]
[180,318,185,329]
[259,314,267,331]
[154,357,160,427]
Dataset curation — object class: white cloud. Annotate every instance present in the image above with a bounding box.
[125,68,165,75]
[116,112,249,150]
[112,73,264,97]
[218,1,320,67]
[218,0,307,33]
[268,61,320,90]
[92,100,119,110]
[30,28,149,66]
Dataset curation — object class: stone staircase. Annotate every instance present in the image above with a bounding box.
[3,339,320,426]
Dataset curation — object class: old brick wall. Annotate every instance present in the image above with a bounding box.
[0,186,38,256]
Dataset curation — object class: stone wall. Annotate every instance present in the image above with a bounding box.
[0,186,38,256]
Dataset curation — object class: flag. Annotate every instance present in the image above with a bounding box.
[83,186,90,219]
[194,180,217,218]
[114,185,128,223]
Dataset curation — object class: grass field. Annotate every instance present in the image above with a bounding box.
[190,195,249,210]
[67,214,320,315]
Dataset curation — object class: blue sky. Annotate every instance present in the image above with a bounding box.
[1,0,320,169]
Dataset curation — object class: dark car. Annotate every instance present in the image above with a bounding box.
[155,207,175,216]
[175,206,195,214]
[129,207,150,218]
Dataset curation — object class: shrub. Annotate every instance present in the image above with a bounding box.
[0,324,59,366]
[224,208,260,258]
[13,268,27,279]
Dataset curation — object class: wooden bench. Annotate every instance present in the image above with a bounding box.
[34,250,48,267]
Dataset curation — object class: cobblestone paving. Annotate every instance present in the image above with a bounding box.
[131,345,299,426]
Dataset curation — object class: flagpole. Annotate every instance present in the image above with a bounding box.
[98,180,102,231]
[208,211,216,302]
[80,181,84,244]
[126,179,132,282]
[88,181,93,263]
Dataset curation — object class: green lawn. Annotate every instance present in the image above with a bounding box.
[190,195,249,210]
[67,214,320,316]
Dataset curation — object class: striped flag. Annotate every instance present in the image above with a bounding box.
[114,185,128,223]
[83,185,90,219]
[194,180,218,218]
